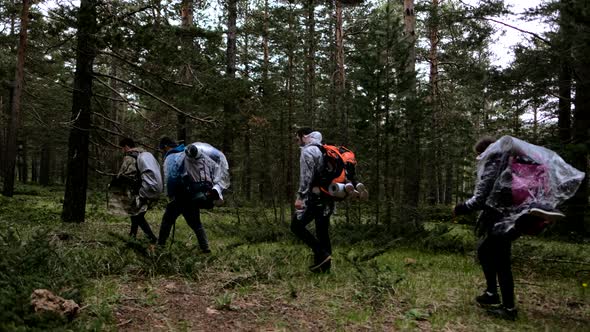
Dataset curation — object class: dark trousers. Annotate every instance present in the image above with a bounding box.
[290,199,334,260]
[130,212,157,243]
[157,198,209,250]
[477,233,515,308]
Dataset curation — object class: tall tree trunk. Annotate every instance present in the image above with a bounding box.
[426,0,439,206]
[31,155,38,183]
[39,143,51,186]
[177,0,193,143]
[305,0,316,127]
[18,139,27,183]
[335,0,347,143]
[222,0,237,163]
[3,0,30,197]
[258,0,270,202]
[401,0,421,229]
[242,1,252,201]
[61,0,98,223]
[565,0,590,235]
[558,2,572,143]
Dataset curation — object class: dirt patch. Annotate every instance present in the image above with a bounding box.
[114,277,332,331]
[113,276,407,331]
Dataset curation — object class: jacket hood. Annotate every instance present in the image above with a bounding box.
[304,131,322,146]
[164,144,185,159]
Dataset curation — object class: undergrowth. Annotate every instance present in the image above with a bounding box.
[0,184,588,330]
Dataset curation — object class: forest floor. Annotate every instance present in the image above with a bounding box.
[0,185,589,331]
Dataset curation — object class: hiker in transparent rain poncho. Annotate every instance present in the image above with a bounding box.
[454,136,585,321]
[157,137,230,253]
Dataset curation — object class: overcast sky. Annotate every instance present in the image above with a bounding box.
[38,0,549,68]
[470,0,549,67]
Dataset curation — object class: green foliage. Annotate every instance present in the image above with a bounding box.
[0,227,82,331]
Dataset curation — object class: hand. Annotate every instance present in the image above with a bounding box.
[294,199,304,210]
[207,189,220,201]
[453,203,470,216]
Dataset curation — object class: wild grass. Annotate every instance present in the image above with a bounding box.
[0,184,588,331]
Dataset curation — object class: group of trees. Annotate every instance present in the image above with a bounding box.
[0,0,588,234]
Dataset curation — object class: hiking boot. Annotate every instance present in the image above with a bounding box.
[476,291,500,306]
[309,255,332,273]
[487,306,517,321]
[529,207,565,223]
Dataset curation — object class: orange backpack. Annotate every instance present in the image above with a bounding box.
[312,144,357,199]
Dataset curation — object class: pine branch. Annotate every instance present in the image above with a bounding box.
[477,16,551,46]
[93,76,157,126]
[92,71,215,124]
[99,50,194,88]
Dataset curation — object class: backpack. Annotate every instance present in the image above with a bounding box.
[132,152,163,200]
[313,144,357,199]
[182,142,229,209]
[510,154,550,207]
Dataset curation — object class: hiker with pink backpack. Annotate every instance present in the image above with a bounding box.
[453,136,584,320]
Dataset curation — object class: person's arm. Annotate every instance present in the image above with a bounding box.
[454,153,505,215]
[297,147,318,200]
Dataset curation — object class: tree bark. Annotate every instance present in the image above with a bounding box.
[565,0,590,235]
[222,0,238,162]
[62,0,98,223]
[558,1,572,143]
[335,0,347,143]
[177,0,193,143]
[39,143,51,186]
[305,0,316,127]
[401,0,421,229]
[3,0,31,197]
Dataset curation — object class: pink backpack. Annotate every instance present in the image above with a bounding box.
[510,155,550,207]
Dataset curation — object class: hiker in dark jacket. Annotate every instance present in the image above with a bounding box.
[116,138,161,243]
[290,128,334,273]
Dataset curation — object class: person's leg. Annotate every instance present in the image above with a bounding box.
[291,204,327,257]
[157,200,182,246]
[476,235,501,305]
[314,202,334,255]
[132,212,157,243]
[182,204,210,252]
[494,235,515,309]
[129,216,139,238]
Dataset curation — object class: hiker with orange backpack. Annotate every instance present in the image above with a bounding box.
[291,128,367,273]
[453,136,584,320]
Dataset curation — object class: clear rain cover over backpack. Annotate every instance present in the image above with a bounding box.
[476,136,585,231]
[184,142,230,192]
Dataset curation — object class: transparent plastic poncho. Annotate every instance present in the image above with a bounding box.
[184,142,231,193]
[475,136,585,232]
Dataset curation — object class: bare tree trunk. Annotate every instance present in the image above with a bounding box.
[31,155,37,183]
[401,0,421,228]
[558,3,572,143]
[222,0,238,163]
[177,0,193,143]
[305,0,316,127]
[242,1,252,201]
[62,0,98,223]
[335,0,347,143]
[18,139,27,183]
[39,143,51,186]
[427,0,440,205]
[3,0,30,197]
